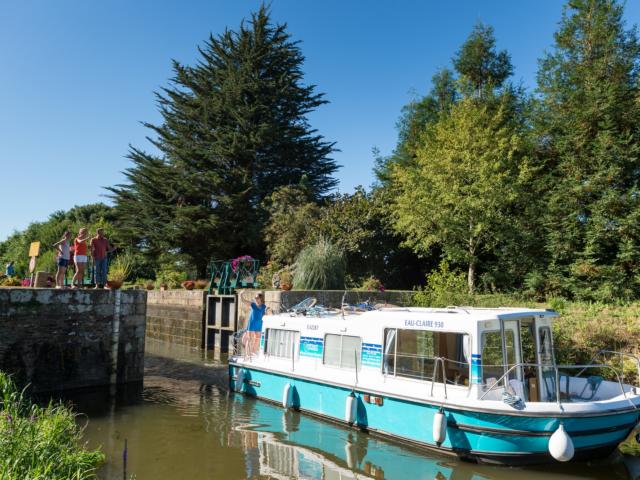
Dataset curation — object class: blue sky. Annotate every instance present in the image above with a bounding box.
[1,1,639,241]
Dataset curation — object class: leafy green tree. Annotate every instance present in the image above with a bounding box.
[375,68,457,185]
[109,6,337,276]
[262,184,321,267]
[390,24,532,293]
[536,0,640,300]
[392,93,531,293]
[312,187,431,288]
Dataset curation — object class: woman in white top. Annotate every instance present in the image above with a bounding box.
[53,231,72,288]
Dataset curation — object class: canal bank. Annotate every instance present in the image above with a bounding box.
[69,339,639,480]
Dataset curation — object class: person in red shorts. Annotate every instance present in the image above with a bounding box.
[71,227,90,288]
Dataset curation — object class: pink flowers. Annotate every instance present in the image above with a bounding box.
[231,255,254,272]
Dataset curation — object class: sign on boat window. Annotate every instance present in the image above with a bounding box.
[382,328,470,385]
[323,334,362,370]
[264,329,300,359]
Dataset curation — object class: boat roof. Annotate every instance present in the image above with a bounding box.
[267,306,558,327]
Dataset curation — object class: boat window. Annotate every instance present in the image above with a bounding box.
[481,330,515,385]
[539,326,553,364]
[323,334,362,370]
[264,329,300,359]
[383,328,469,385]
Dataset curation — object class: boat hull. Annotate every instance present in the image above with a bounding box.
[229,363,640,465]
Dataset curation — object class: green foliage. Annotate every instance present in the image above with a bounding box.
[312,188,430,289]
[155,269,188,290]
[0,204,116,278]
[536,0,640,301]
[0,277,22,287]
[293,238,345,290]
[262,185,320,266]
[0,372,104,479]
[414,262,472,307]
[256,261,281,289]
[391,90,532,292]
[108,6,337,276]
[108,252,134,283]
[453,22,512,93]
[359,276,384,291]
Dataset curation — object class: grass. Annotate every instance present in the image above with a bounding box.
[0,372,104,479]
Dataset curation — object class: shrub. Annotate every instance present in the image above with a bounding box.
[0,372,104,479]
[293,238,345,290]
[256,261,282,289]
[414,261,472,307]
[0,277,22,287]
[360,275,385,292]
[155,270,187,290]
[108,253,134,283]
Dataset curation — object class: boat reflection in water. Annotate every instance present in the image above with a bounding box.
[232,395,491,480]
[230,394,639,480]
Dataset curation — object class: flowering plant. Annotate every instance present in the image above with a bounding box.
[231,255,254,272]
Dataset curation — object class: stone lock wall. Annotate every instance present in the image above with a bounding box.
[146,290,207,348]
[0,288,146,392]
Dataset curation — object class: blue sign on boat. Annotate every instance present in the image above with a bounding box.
[471,354,482,384]
[300,336,323,358]
[362,343,382,367]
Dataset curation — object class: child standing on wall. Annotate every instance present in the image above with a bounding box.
[240,291,269,357]
[53,231,72,288]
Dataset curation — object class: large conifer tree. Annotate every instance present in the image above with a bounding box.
[537,0,640,300]
[109,6,337,275]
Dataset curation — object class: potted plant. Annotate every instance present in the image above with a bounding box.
[144,280,155,291]
[107,254,133,290]
[194,279,208,289]
[182,280,195,290]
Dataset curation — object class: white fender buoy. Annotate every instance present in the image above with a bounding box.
[345,393,357,424]
[433,409,447,445]
[282,383,294,409]
[548,424,574,462]
[235,369,245,392]
[345,441,356,469]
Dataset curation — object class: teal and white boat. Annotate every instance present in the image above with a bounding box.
[229,304,640,465]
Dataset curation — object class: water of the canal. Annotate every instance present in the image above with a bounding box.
[65,340,639,480]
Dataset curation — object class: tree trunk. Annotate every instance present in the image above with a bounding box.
[468,261,476,295]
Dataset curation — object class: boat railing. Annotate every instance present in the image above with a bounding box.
[430,357,449,400]
[575,349,640,382]
[383,351,470,386]
[478,362,634,408]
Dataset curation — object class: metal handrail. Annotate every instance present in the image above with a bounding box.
[576,349,640,381]
[430,357,448,400]
[479,362,631,407]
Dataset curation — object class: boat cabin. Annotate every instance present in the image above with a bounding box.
[251,306,565,403]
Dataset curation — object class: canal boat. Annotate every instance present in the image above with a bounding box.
[228,304,640,465]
